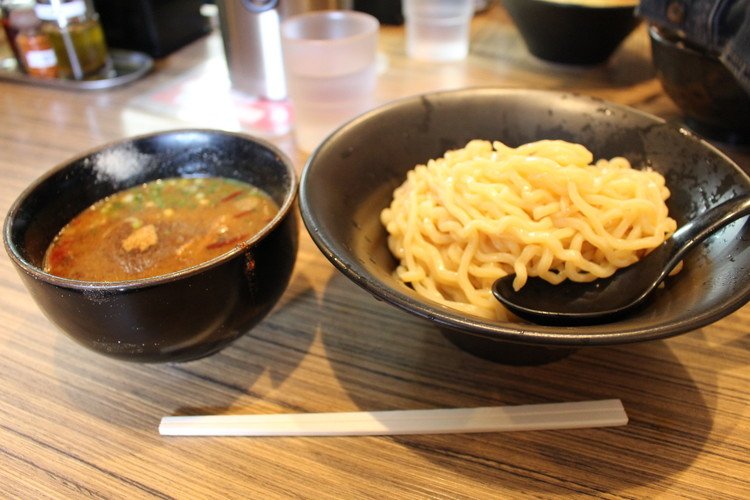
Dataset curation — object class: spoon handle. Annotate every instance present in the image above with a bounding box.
[669,195,750,266]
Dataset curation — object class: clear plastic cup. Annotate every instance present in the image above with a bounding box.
[281,10,379,153]
[402,0,474,62]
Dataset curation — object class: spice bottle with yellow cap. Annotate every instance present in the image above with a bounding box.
[34,0,108,79]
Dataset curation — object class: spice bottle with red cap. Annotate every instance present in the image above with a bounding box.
[10,7,59,78]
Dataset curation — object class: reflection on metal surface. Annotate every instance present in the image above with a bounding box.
[0,48,153,90]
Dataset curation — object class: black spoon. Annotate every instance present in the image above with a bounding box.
[493,195,750,326]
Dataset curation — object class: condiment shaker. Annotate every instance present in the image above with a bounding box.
[1,0,36,66]
[34,0,109,79]
[9,7,58,78]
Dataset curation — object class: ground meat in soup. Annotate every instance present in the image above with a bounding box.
[44,177,279,281]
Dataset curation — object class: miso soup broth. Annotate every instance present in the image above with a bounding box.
[44,177,280,281]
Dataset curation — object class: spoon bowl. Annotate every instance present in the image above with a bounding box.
[493,195,750,326]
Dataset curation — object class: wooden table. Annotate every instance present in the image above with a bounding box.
[1,4,748,497]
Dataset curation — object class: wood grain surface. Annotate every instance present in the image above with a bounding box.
[1,4,748,498]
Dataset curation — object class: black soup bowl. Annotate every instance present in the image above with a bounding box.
[503,0,640,65]
[4,129,298,363]
[299,88,750,365]
[649,25,750,144]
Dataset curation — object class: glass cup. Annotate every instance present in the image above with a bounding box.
[280,10,379,153]
[402,0,474,62]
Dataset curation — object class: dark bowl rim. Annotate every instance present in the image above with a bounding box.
[648,24,721,59]
[3,128,299,291]
[504,0,639,11]
[299,87,750,346]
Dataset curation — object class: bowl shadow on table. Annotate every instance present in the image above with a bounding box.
[51,273,318,429]
[318,272,715,494]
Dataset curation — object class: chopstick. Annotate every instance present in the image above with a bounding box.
[159,399,627,437]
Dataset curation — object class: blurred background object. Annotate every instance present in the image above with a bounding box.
[354,0,403,25]
[639,0,750,143]
[402,0,474,61]
[216,0,351,100]
[639,0,750,93]
[503,0,639,65]
[9,5,58,77]
[35,0,109,79]
[649,25,750,144]
[280,9,378,152]
[92,0,211,58]
[502,0,640,65]
[1,0,35,68]
[351,0,490,25]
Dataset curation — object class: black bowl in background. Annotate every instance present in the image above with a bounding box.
[299,88,750,365]
[649,25,750,145]
[503,0,640,65]
[3,129,299,363]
